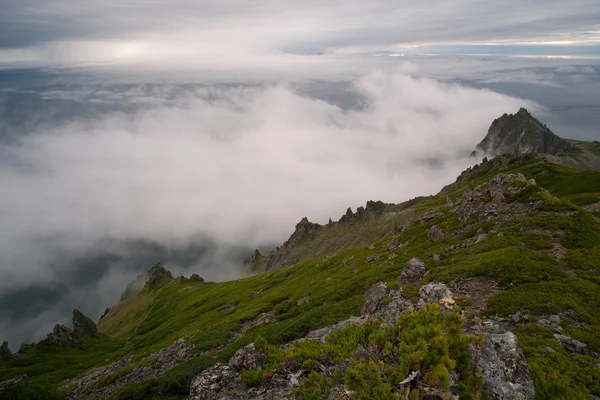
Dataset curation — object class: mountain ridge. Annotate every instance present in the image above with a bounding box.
[1,109,600,400]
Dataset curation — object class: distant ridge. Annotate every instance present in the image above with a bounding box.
[471,108,573,158]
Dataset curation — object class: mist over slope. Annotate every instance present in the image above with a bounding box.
[0,67,541,346]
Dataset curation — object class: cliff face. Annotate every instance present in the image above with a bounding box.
[473,108,573,157]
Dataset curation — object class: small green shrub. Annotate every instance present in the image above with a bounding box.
[240,368,263,387]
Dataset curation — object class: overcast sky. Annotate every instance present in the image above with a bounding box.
[1,0,599,67]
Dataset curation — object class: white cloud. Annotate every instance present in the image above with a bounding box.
[0,69,536,294]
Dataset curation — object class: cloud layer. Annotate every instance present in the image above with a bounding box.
[0,69,537,346]
[1,0,599,65]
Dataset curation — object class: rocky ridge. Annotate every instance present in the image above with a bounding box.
[472,108,573,158]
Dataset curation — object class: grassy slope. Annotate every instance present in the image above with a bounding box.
[2,157,600,399]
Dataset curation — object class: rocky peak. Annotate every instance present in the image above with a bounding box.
[281,217,322,249]
[145,263,174,289]
[1,341,13,360]
[472,108,573,157]
[72,309,99,337]
[43,324,81,347]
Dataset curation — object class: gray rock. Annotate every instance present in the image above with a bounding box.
[553,334,587,354]
[229,343,266,371]
[548,315,560,324]
[306,316,366,343]
[543,346,556,354]
[189,363,240,400]
[73,309,99,337]
[399,257,426,283]
[427,225,445,242]
[62,338,195,399]
[419,282,452,304]
[0,341,13,360]
[474,331,535,400]
[360,283,388,316]
[44,324,80,347]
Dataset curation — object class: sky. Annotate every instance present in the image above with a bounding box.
[0,0,599,349]
[0,0,600,67]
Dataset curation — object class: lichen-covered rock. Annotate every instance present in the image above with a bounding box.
[189,363,240,400]
[360,282,411,323]
[0,341,13,360]
[419,282,453,304]
[474,331,535,400]
[361,282,388,316]
[399,257,426,283]
[553,334,587,354]
[189,362,297,400]
[72,309,99,337]
[44,324,80,347]
[229,343,266,371]
[427,225,445,241]
[454,173,537,223]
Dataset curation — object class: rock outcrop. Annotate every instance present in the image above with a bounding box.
[189,343,299,400]
[360,282,411,323]
[265,217,322,271]
[0,341,13,360]
[72,309,100,337]
[454,173,539,223]
[43,324,81,347]
[472,108,573,157]
[0,375,27,395]
[474,331,535,400]
[62,338,195,400]
[145,263,174,289]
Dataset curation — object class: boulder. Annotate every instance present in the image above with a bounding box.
[360,283,388,316]
[399,257,426,283]
[73,309,99,337]
[0,341,13,360]
[427,225,445,242]
[419,282,453,304]
[360,282,411,323]
[229,343,266,371]
[474,331,535,400]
